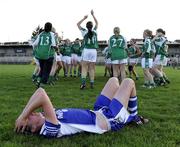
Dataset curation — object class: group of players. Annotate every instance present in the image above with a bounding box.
[30,10,99,89]
[103,28,170,88]
[30,26,83,86]
[30,10,170,89]
[15,10,173,139]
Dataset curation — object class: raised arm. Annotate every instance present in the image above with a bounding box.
[77,15,88,30]
[91,10,98,29]
[15,88,58,133]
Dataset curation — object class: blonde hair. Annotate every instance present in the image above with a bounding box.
[114,27,120,35]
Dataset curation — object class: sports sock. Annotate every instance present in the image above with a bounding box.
[81,77,86,85]
[74,70,77,76]
[128,96,138,116]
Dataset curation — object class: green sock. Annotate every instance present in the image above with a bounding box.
[81,78,86,85]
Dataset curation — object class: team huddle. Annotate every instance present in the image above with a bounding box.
[15,10,170,138]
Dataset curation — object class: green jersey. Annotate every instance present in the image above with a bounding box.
[109,35,127,61]
[81,28,98,49]
[128,46,139,58]
[154,37,167,57]
[72,42,82,56]
[34,32,56,59]
[142,38,154,59]
[61,44,72,56]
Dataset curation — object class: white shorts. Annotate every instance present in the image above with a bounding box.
[82,48,97,62]
[141,58,153,68]
[62,56,71,64]
[128,58,138,64]
[153,55,167,66]
[71,54,78,62]
[33,57,40,66]
[111,58,128,64]
[56,53,62,62]
[105,58,112,65]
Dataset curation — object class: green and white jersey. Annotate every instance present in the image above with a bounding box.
[108,35,127,61]
[128,46,140,58]
[142,38,154,59]
[33,31,56,59]
[72,42,81,56]
[80,28,98,49]
[61,44,72,57]
[102,47,111,59]
[154,37,167,56]
[31,35,38,56]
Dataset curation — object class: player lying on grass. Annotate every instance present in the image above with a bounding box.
[15,77,148,138]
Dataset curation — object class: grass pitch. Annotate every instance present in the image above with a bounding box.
[0,65,180,147]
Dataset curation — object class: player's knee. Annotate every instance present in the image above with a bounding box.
[108,77,119,85]
[37,87,46,96]
[122,78,135,86]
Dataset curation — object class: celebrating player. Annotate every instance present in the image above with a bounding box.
[48,28,62,85]
[71,38,82,77]
[152,28,169,85]
[108,27,128,81]
[30,27,42,83]
[141,29,155,88]
[102,47,112,77]
[127,39,141,80]
[61,39,72,77]
[32,22,57,87]
[77,10,99,89]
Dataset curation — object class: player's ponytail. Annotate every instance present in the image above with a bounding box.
[156,28,164,34]
[86,21,93,40]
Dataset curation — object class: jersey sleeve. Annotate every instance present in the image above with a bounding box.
[50,32,56,47]
[108,37,112,48]
[80,28,87,37]
[93,28,97,34]
[145,39,151,53]
[161,37,167,48]
[102,47,107,55]
[40,120,61,138]
[94,26,97,31]
[123,37,127,48]
[32,35,40,48]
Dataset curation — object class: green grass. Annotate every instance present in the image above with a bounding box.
[0,65,180,147]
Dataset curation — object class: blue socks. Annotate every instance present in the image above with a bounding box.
[128,96,138,116]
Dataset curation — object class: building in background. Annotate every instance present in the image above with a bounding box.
[0,40,180,64]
